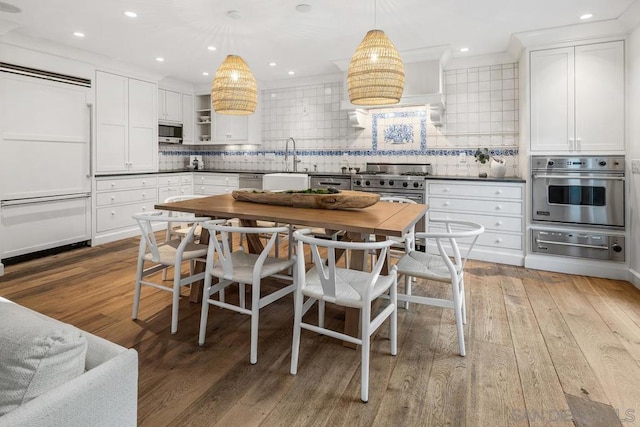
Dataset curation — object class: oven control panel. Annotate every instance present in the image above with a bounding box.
[532,156,625,172]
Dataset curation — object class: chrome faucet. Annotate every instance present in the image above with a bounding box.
[284,137,301,172]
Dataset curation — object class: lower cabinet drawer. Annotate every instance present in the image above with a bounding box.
[429,225,522,251]
[96,176,157,191]
[96,188,156,206]
[96,202,155,233]
[428,197,522,215]
[194,185,234,196]
[427,211,522,233]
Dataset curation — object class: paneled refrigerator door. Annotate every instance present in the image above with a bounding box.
[0,73,91,200]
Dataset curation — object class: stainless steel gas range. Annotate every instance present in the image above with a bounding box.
[351,162,432,205]
[352,163,432,243]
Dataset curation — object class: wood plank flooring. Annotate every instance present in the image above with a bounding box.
[2,238,640,426]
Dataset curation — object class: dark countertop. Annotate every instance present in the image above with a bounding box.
[97,169,525,183]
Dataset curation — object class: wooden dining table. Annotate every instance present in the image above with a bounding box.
[155,193,427,341]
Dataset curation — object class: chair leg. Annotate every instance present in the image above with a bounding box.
[452,278,466,357]
[360,307,371,403]
[460,276,467,325]
[132,257,144,320]
[239,283,246,309]
[403,274,411,310]
[171,263,182,334]
[290,289,304,375]
[198,274,213,346]
[390,278,398,356]
[318,300,325,329]
[250,283,261,364]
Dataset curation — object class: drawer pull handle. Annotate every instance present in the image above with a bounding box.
[496,205,502,210]
[444,188,450,192]
[443,202,450,206]
[142,207,146,211]
[496,238,502,243]
[142,181,146,185]
[111,183,115,187]
[111,211,115,215]
[496,190,502,195]
[142,193,146,197]
[111,196,115,200]
[496,221,502,226]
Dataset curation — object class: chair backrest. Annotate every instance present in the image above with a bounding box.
[164,194,208,204]
[202,221,290,279]
[380,196,417,205]
[163,195,208,238]
[416,219,484,278]
[132,211,211,263]
[293,229,395,303]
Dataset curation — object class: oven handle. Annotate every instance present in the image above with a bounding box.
[532,174,625,181]
[535,238,609,251]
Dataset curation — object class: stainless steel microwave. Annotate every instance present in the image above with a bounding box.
[159,123,182,144]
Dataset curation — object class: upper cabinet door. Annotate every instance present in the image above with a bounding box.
[96,71,129,173]
[530,41,625,153]
[574,41,624,152]
[128,79,157,172]
[158,88,182,123]
[530,47,574,152]
[182,93,194,143]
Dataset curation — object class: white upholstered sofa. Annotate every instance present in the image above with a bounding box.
[0,297,138,427]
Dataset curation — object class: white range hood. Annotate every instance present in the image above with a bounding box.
[334,48,447,124]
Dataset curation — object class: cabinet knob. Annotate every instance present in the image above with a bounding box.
[110,211,115,215]
[111,182,115,187]
[496,220,503,226]
[444,188,450,192]
[496,238,503,244]
[444,201,450,206]
[111,196,115,200]
[142,207,146,211]
[142,181,146,185]
[142,192,146,197]
[496,205,502,210]
[496,190,502,195]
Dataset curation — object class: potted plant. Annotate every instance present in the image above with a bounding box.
[474,148,506,178]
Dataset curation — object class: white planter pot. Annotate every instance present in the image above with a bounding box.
[490,158,507,177]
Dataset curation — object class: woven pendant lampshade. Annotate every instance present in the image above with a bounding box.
[211,54,257,115]
[347,29,404,105]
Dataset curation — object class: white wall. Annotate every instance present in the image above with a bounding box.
[628,26,640,286]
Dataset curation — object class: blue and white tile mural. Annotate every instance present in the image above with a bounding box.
[159,62,520,177]
[372,111,427,152]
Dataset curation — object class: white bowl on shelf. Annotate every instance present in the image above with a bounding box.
[199,116,210,122]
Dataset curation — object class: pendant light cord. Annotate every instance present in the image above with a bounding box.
[374,0,377,28]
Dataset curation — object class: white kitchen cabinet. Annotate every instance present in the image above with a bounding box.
[193,173,239,195]
[94,175,158,244]
[96,71,157,173]
[212,113,248,143]
[530,40,624,153]
[425,180,525,265]
[195,93,261,145]
[158,173,193,202]
[158,88,182,123]
[182,93,194,144]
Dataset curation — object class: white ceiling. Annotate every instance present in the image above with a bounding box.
[0,0,638,85]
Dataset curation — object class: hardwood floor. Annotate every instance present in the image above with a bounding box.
[2,238,640,426]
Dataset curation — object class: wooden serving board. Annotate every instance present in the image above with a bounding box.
[231,189,380,210]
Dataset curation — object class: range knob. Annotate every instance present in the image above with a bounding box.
[612,243,623,253]
[402,182,408,187]
[355,180,361,186]
[547,160,555,166]
[365,180,370,186]
[379,180,385,185]
[389,180,394,186]
[413,182,420,188]
[599,161,607,167]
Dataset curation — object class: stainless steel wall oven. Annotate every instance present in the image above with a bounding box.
[530,155,626,262]
[531,156,625,228]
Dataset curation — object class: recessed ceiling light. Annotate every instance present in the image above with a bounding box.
[296,4,312,13]
[73,32,85,38]
[202,72,209,76]
[269,62,277,67]
[460,47,469,53]
[155,57,164,62]
[580,13,593,20]
[0,1,21,13]
[207,46,217,51]
[124,11,137,18]
[288,71,295,75]
[226,10,241,19]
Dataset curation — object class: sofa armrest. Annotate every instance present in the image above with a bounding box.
[0,346,138,427]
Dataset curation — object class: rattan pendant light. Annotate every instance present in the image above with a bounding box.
[211,54,257,115]
[347,1,404,105]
